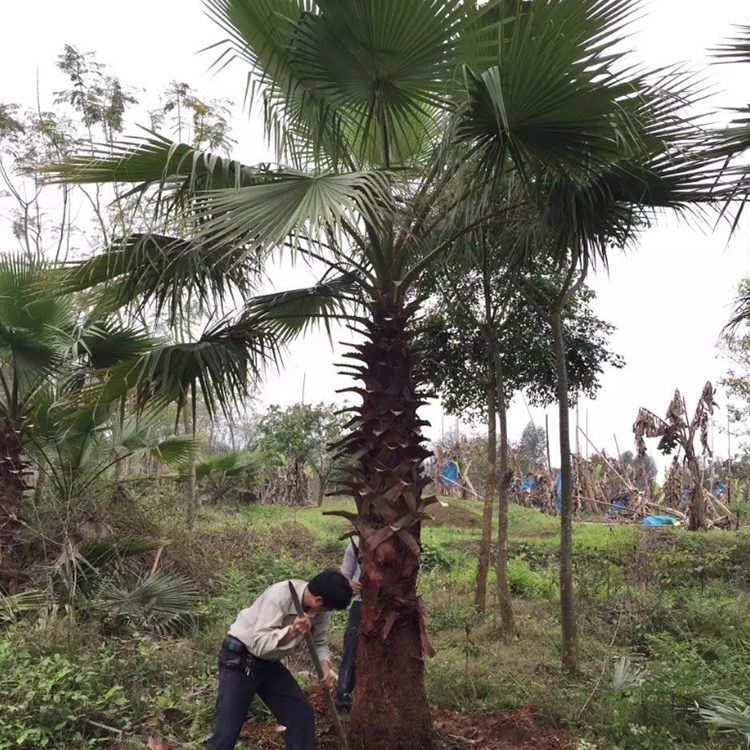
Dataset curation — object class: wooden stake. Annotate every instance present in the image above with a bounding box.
[578,427,635,491]
[545,414,551,472]
[613,434,623,468]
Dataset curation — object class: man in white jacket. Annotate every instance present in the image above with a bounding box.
[205,570,353,750]
[336,540,362,714]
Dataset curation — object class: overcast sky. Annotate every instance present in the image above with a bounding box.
[3,0,749,475]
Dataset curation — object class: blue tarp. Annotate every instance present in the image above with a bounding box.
[555,472,562,511]
[609,497,628,516]
[520,476,537,492]
[642,515,680,526]
[680,488,690,507]
[713,483,726,498]
[441,460,459,484]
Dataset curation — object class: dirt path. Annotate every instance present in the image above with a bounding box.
[241,688,576,750]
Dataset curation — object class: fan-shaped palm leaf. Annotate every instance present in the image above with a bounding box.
[240,272,363,341]
[95,571,199,635]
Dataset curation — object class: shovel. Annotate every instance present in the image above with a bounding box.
[287,581,350,750]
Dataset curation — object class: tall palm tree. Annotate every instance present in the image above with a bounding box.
[714,24,750,325]
[47,0,698,744]
[514,133,718,669]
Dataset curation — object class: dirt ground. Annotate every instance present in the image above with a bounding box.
[422,503,482,529]
[240,686,576,750]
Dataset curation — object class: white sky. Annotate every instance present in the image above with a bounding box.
[2,0,749,475]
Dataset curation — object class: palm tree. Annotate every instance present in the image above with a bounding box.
[0,256,74,590]
[513,127,718,669]
[714,24,750,324]
[46,0,704,743]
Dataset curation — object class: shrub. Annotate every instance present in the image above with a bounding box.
[507,557,557,601]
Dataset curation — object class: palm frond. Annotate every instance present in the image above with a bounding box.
[46,233,260,324]
[43,130,264,200]
[77,320,157,370]
[195,449,263,478]
[205,0,469,167]
[87,315,278,420]
[698,694,750,741]
[454,0,641,179]
[147,434,203,470]
[95,571,199,635]
[240,272,363,342]
[714,24,750,64]
[194,169,391,253]
[57,538,168,573]
[114,411,202,467]
[0,589,51,624]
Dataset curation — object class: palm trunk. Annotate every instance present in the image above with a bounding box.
[489,342,514,636]
[335,295,434,750]
[0,422,28,592]
[551,307,579,671]
[474,373,496,612]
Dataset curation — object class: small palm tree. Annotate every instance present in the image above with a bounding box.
[0,256,77,590]
[46,0,714,742]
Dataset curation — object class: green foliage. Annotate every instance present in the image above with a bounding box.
[195,450,266,504]
[507,557,557,601]
[0,633,131,749]
[255,402,346,500]
[90,572,200,636]
[256,402,344,467]
[517,422,548,469]
[417,274,623,422]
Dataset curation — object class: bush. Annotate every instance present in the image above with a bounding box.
[0,629,131,749]
[507,557,557,601]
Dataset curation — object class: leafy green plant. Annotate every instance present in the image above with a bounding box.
[507,557,557,601]
[91,571,200,635]
[612,656,646,692]
[0,634,130,749]
[195,450,265,504]
[698,695,750,743]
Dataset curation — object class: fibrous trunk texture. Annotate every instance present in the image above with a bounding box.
[331,295,435,750]
[0,422,29,593]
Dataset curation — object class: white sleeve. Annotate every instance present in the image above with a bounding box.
[311,612,331,663]
[340,543,357,579]
[248,598,292,659]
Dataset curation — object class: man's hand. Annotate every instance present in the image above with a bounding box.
[288,615,311,639]
[349,578,362,596]
[319,660,337,692]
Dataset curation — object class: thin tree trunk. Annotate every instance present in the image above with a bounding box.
[474,373,496,612]
[686,455,707,530]
[489,341,514,637]
[551,307,579,671]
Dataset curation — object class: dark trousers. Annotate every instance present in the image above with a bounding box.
[205,643,317,750]
[335,600,361,711]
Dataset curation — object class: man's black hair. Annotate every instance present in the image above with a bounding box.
[308,570,353,610]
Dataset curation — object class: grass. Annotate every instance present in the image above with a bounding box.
[3,492,749,750]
